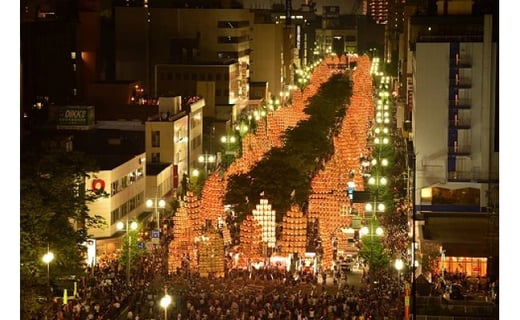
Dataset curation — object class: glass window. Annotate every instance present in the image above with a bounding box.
[152,131,160,147]
[121,176,128,188]
[121,202,128,216]
[111,208,120,225]
[111,181,119,196]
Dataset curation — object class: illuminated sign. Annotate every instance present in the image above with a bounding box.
[57,105,95,130]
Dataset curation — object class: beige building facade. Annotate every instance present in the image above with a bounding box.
[87,153,147,239]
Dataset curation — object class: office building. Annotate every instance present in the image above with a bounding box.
[408,4,498,278]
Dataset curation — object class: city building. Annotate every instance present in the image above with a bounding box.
[21,0,102,111]
[154,61,240,120]
[407,3,498,279]
[315,6,359,56]
[145,96,205,182]
[249,13,290,100]
[114,5,254,102]
[86,152,147,241]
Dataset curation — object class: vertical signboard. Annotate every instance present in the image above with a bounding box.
[406,77,414,112]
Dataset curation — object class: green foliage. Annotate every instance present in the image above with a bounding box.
[20,144,107,317]
[118,229,147,274]
[189,171,207,198]
[359,231,391,276]
[224,73,352,220]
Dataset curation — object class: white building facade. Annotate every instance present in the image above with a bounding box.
[412,15,498,212]
[87,153,147,239]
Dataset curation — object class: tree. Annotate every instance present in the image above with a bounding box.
[224,73,352,221]
[359,234,390,280]
[20,143,106,318]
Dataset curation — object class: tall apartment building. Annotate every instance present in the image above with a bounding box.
[315,6,359,56]
[154,61,239,119]
[114,6,254,102]
[21,0,101,112]
[408,6,498,278]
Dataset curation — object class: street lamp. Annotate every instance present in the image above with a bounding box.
[220,134,237,156]
[146,198,166,230]
[198,153,216,174]
[42,246,54,291]
[160,289,172,320]
[117,220,138,285]
[395,257,405,319]
[394,258,404,286]
[359,214,384,281]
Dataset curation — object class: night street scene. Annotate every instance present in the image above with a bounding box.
[19,0,500,319]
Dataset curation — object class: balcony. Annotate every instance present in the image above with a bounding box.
[448,99,471,109]
[449,78,471,88]
[448,145,471,156]
[448,170,473,181]
[450,58,472,68]
[449,119,471,129]
[447,170,499,183]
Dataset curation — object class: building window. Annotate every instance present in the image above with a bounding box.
[200,73,205,80]
[167,72,172,80]
[208,73,213,81]
[111,208,120,225]
[216,73,221,81]
[121,176,128,188]
[183,73,189,80]
[129,196,136,211]
[121,202,128,216]
[191,134,201,149]
[159,72,164,80]
[176,73,181,80]
[129,172,136,183]
[192,73,197,80]
[111,181,119,196]
[152,130,160,147]
[191,111,201,129]
[216,89,221,96]
[152,152,160,163]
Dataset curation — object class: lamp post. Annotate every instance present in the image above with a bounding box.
[394,258,404,319]
[198,153,216,174]
[42,246,54,291]
[394,258,404,287]
[146,197,166,230]
[220,134,237,156]
[160,287,172,320]
[359,218,384,279]
[117,220,138,285]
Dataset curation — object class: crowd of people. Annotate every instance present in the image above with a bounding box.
[46,244,168,320]
[45,247,407,320]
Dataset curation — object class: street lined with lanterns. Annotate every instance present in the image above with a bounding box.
[27,52,495,320]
